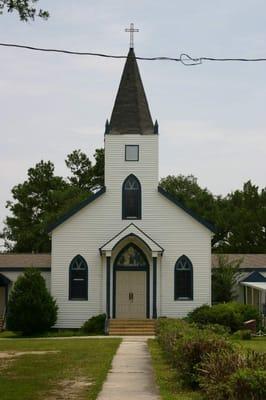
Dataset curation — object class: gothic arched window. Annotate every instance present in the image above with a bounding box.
[122,174,141,219]
[116,244,148,268]
[174,255,193,300]
[69,255,88,300]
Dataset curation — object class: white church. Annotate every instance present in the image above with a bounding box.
[46,46,215,330]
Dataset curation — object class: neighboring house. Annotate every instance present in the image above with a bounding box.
[0,254,51,320]
[212,254,266,315]
[1,252,265,326]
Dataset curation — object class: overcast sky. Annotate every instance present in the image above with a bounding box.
[0,0,266,244]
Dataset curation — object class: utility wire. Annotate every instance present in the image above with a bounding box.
[1,42,266,66]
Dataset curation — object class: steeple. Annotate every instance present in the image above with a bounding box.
[108,48,154,135]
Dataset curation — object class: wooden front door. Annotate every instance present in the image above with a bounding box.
[116,271,146,319]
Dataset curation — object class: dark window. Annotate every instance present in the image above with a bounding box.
[69,255,88,300]
[174,255,193,300]
[122,174,141,219]
[125,145,139,161]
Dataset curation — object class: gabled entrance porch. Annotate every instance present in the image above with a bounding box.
[100,223,164,322]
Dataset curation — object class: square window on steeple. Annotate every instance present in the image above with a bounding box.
[125,145,139,161]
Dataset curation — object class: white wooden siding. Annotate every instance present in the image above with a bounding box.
[51,134,212,328]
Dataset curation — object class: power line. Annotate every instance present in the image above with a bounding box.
[1,42,266,66]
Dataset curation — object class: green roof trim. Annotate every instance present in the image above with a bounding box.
[47,187,106,233]
[158,186,217,233]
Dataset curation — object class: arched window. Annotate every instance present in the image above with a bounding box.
[174,255,193,300]
[122,174,141,219]
[69,255,88,300]
[115,244,148,268]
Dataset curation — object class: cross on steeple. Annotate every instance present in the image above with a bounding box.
[125,23,139,49]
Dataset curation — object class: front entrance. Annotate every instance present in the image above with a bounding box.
[116,271,146,319]
[112,243,150,319]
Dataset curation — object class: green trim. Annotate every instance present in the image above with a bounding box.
[106,256,111,319]
[158,186,216,233]
[152,257,157,318]
[47,187,106,233]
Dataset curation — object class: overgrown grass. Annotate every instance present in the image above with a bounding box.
[148,339,202,400]
[0,338,120,400]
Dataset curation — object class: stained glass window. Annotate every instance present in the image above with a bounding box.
[69,255,88,300]
[116,245,147,267]
[174,255,193,300]
[122,175,141,219]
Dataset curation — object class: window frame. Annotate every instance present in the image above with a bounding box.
[174,255,193,301]
[69,255,88,301]
[122,174,142,220]
[125,145,139,162]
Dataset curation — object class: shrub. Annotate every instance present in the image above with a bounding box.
[172,329,234,388]
[232,329,252,340]
[7,268,57,335]
[187,302,261,332]
[198,349,266,400]
[228,369,266,399]
[81,314,106,334]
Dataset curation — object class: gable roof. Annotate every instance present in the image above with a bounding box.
[158,186,216,233]
[108,48,154,135]
[100,223,164,254]
[241,271,266,283]
[47,187,106,233]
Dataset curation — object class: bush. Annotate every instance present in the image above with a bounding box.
[7,268,57,335]
[187,302,261,332]
[81,314,106,334]
[228,369,266,399]
[198,350,266,400]
[232,329,252,340]
[156,318,233,388]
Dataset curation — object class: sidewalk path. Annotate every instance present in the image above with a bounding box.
[97,337,160,400]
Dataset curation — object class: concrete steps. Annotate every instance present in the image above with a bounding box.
[108,319,156,336]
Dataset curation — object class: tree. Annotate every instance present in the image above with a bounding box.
[0,0,49,21]
[6,268,57,335]
[1,149,104,253]
[1,160,70,252]
[212,255,242,303]
[215,181,266,253]
[65,148,104,191]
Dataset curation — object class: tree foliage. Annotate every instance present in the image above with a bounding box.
[0,0,49,21]
[1,149,104,252]
[6,268,57,335]
[212,254,242,303]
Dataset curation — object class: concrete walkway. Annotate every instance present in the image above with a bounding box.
[97,337,161,400]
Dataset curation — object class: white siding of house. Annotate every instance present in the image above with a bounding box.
[51,134,212,328]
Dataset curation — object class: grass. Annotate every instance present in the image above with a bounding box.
[0,338,121,400]
[0,329,97,339]
[233,336,266,352]
[148,339,202,400]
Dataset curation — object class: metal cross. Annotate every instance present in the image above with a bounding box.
[125,23,139,49]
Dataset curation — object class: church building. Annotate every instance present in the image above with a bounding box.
[47,46,215,329]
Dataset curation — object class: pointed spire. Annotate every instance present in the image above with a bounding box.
[108,48,154,135]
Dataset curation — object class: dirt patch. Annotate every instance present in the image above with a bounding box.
[46,378,92,400]
[0,350,59,359]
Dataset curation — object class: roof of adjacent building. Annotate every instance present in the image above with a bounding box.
[108,48,154,135]
[212,254,266,269]
[0,253,265,270]
[0,253,51,270]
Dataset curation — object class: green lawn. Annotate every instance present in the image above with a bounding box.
[233,336,266,352]
[148,339,202,400]
[0,338,121,400]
